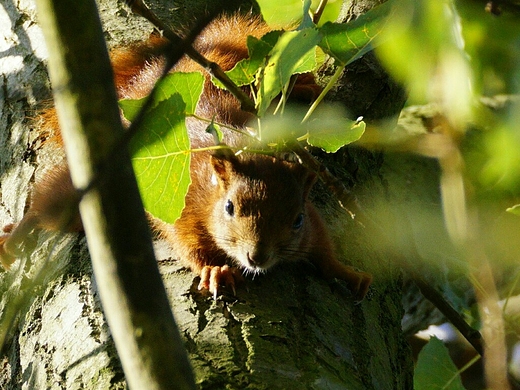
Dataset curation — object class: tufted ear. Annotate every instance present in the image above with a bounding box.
[210,152,240,190]
[302,170,317,199]
[291,163,317,200]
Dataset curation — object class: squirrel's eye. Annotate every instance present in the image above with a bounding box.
[225,199,234,216]
[292,213,304,230]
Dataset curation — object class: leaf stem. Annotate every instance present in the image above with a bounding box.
[132,144,275,159]
[301,63,345,123]
[502,269,520,315]
[451,354,481,384]
[313,0,329,25]
[192,145,276,156]
[189,114,259,140]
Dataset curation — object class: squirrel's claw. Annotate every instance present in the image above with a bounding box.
[347,269,373,301]
[323,261,373,301]
[198,265,243,299]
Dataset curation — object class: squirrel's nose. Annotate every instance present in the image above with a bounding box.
[246,251,265,268]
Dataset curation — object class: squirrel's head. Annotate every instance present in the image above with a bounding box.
[208,152,316,272]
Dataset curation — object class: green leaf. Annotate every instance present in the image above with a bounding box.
[118,98,143,123]
[258,104,365,153]
[375,0,472,124]
[414,337,466,390]
[256,28,321,116]
[318,0,396,66]
[315,0,341,27]
[507,204,520,216]
[217,32,281,88]
[128,95,191,225]
[257,0,341,28]
[120,72,204,224]
[306,117,365,153]
[299,0,314,30]
[256,0,305,28]
[119,72,204,119]
[154,72,204,114]
[302,104,365,153]
[205,120,223,143]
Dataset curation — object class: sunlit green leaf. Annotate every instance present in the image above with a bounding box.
[216,31,282,88]
[118,98,143,123]
[414,337,465,390]
[257,0,341,28]
[127,96,191,225]
[119,72,204,120]
[318,0,395,66]
[316,0,342,27]
[154,72,204,114]
[256,28,321,116]
[120,72,204,224]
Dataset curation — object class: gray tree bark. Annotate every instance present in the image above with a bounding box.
[0,0,419,388]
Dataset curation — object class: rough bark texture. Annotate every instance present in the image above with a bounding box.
[0,0,419,388]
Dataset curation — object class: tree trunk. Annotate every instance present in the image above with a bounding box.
[0,0,416,388]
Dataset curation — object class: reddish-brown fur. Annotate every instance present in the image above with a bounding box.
[1,14,371,299]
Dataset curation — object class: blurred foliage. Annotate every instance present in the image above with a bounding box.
[375,0,520,202]
[373,2,520,386]
[455,0,520,96]
[377,0,473,126]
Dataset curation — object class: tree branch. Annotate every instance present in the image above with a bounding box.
[34,0,195,388]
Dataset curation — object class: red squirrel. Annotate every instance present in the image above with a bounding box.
[0,14,372,300]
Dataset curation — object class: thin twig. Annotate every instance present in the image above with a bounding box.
[313,0,329,24]
[411,269,483,355]
[302,64,344,123]
[124,0,256,114]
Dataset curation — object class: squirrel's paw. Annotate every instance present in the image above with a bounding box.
[198,265,244,300]
[0,234,16,270]
[346,269,373,302]
[0,216,40,270]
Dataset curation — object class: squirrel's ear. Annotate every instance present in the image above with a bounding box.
[291,163,317,199]
[210,144,239,188]
[210,153,239,189]
[302,170,317,199]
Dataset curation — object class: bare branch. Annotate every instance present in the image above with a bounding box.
[34,0,195,388]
